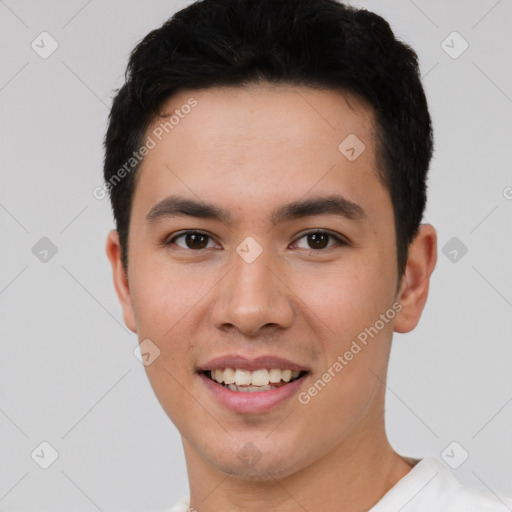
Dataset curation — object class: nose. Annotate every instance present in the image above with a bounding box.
[209,247,294,337]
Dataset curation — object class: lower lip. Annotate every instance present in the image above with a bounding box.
[198,372,307,414]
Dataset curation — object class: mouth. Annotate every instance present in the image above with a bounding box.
[197,354,311,413]
[202,368,308,392]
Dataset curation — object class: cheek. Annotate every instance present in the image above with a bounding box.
[129,259,213,388]
[129,257,202,336]
[142,358,208,442]
[287,255,395,337]
[133,267,201,424]
[286,255,396,397]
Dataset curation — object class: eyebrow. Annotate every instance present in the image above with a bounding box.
[146,194,366,226]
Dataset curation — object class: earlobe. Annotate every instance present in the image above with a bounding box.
[105,230,138,333]
[394,224,437,333]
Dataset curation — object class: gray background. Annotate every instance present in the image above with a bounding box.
[1,0,511,510]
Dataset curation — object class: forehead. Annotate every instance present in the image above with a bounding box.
[133,83,387,223]
[148,83,376,152]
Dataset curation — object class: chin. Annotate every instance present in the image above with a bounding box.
[203,443,310,481]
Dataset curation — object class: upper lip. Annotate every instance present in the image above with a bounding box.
[197,354,310,373]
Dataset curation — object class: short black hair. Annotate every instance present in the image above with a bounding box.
[103,0,433,278]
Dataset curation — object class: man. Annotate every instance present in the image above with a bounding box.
[103,0,512,510]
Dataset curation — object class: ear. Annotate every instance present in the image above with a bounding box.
[394,224,437,333]
[105,229,137,333]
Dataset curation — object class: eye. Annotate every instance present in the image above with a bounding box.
[164,229,348,252]
[292,230,347,250]
[166,230,219,250]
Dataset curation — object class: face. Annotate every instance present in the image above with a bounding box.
[107,83,433,480]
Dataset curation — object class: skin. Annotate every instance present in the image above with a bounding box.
[106,83,437,512]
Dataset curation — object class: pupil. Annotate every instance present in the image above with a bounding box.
[308,233,328,249]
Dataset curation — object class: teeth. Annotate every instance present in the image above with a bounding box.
[269,368,282,383]
[223,367,235,384]
[251,369,270,386]
[226,383,275,392]
[234,369,251,386]
[209,368,303,387]
[282,369,292,382]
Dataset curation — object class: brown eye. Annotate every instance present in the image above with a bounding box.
[167,231,216,250]
[307,232,329,249]
[294,230,346,250]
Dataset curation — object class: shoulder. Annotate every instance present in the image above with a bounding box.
[371,457,512,511]
[370,457,512,512]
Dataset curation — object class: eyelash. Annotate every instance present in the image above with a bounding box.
[164,229,349,252]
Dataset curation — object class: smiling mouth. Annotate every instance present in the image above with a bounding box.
[203,368,308,392]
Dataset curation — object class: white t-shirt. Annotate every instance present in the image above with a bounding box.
[168,457,512,511]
